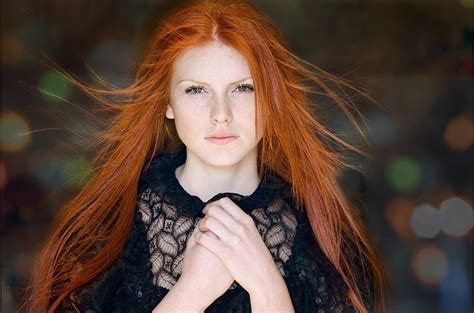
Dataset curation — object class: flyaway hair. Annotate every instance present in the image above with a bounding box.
[23,0,388,312]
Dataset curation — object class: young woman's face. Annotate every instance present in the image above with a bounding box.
[167,41,262,166]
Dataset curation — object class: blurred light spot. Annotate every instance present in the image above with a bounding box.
[38,70,74,103]
[365,112,399,146]
[459,0,474,9]
[443,115,473,151]
[412,245,449,285]
[61,155,92,189]
[410,203,441,238]
[440,197,473,236]
[0,112,31,152]
[385,156,422,194]
[0,161,8,190]
[1,33,25,66]
[385,197,417,240]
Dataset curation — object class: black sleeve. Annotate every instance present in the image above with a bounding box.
[283,212,356,313]
[60,209,169,313]
[62,259,124,312]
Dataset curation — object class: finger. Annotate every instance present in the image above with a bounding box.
[211,197,251,224]
[205,231,219,239]
[190,218,205,239]
[204,203,240,231]
[198,216,232,241]
[195,221,219,239]
[195,230,227,259]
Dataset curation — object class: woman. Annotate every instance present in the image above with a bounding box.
[24,0,388,312]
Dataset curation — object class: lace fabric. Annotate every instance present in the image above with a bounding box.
[137,148,300,293]
[62,148,366,312]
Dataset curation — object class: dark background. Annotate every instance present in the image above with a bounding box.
[1,0,472,312]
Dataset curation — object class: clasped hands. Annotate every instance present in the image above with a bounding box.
[180,196,282,307]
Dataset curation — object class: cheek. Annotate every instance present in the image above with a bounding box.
[170,104,206,139]
[172,116,201,145]
[234,104,259,139]
[170,95,201,121]
[174,110,202,133]
[232,94,255,115]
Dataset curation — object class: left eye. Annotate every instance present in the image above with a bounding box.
[185,85,206,94]
[235,84,254,93]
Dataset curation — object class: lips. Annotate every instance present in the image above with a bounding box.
[205,132,239,139]
[205,133,239,145]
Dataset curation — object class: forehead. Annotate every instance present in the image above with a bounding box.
[171,41,252,84]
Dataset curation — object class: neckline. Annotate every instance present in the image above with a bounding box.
[140,148,291,217]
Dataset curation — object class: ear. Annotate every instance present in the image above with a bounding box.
[165,104,175,119]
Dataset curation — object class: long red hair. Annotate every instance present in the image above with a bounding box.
[23,0,388,312]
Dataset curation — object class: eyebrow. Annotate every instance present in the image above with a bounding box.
[176,77,253,87]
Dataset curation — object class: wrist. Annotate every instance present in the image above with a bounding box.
[249,274,294,312]
[247,266,284,296]
[152,279,209,313]
[250,292,294,313]
[173,279,210,312]
[250,293,272,312]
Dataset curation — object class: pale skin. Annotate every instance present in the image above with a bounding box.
[166,40,262,201]
[152,41,294,312]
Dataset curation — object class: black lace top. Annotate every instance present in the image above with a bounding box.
[61,148,370,313]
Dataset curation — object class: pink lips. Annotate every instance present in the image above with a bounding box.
[205,133,239,145]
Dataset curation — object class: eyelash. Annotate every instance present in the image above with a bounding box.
[184,84,254,94]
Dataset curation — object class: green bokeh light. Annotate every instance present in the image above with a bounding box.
[385,156,422,194]
[38,70,74,103]
[0,112,31,152]
[61,155,93,189]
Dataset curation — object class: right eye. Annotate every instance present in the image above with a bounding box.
[185,85,206,94]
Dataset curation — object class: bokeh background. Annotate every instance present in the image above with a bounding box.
[1,0,472,312]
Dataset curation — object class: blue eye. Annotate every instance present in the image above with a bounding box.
[235,84,254,93]
[185,85,206,94]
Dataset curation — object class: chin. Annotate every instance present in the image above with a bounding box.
[204,151,244,167]
[184,138,258,167]
[198,147,250,167]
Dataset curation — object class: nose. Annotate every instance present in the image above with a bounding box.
[210,95,233,124]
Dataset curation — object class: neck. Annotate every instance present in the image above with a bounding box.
[174,149,261,202]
